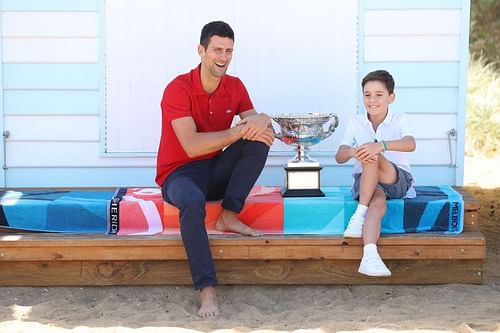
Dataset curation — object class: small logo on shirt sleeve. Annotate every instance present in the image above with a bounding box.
[226,109,232,114]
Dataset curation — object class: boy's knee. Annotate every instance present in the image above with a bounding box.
[360,159,379,170]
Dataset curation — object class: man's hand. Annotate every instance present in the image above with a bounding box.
[250,127,275,146]
[236,113,271,140]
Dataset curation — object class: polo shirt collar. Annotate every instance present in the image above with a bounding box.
[363,108,394,126]
[191,64,227,96]
[381,108,394,125]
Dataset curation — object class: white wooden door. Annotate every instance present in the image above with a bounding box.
[104,0,359,157]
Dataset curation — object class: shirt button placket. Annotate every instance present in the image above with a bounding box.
[208,98,214,124]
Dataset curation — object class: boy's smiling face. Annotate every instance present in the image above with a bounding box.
[363,80,395,118]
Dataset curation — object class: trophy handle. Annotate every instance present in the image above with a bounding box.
[321,113,339,140]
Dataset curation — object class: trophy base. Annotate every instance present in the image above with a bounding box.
[281,188,325,197]
[286,160,320,168]
[282,165,324,197]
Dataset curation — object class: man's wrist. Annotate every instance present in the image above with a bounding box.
[261,113,272,126]
[231,125,243,140]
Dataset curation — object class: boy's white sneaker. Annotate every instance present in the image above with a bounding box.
[343,214,364,238]
[358,254,392,277]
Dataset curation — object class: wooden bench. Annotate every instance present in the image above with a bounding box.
[0,188,485,285]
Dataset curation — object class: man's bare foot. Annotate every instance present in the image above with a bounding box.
[215,209,262,236]
[198,286,220,319]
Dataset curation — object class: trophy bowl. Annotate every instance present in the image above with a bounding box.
[273,112,339,166]
[272,112,339,197]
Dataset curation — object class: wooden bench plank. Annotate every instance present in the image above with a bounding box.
[0,230,486,246]
[0,231,485,259]
[0,239,485,261]
[464,211,479,229]
[456,187,480,211]
[0,259,483,286]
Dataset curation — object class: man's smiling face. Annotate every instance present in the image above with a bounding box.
[198,35,234,79]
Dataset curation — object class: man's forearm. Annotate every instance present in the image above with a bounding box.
[183,126,243,158]
[172,116,245,158]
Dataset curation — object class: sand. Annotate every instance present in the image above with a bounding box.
[0,156,499,333]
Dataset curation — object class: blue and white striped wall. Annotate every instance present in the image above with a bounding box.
[358,0,470,187]
[0,0,470,188]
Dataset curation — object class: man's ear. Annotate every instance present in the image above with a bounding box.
[197,44,205,57]
[389,93,396,104]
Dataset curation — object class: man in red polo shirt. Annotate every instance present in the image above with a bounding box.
[156,21,274,319]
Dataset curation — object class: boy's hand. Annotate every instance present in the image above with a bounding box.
[355,142,383,163]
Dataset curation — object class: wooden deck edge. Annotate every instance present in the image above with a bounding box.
[0,230,486,261]
[0,259,483,286]
[455,186,480,211]
[0,229,486,245]
[0,232,486,285]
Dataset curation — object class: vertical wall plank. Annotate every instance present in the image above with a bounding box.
[455,0,471,185]
[0,9,5,187]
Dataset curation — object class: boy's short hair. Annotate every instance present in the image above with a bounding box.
[200,21,234,49]
[362,70,395,94]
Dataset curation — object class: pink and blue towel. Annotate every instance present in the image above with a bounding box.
[0,186,463,235]
[284,186,463,234]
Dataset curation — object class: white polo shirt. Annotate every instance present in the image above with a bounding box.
[339,109,415,197]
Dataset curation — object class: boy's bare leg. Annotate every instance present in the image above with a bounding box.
[377,155,398,185]
[359,160,379,206]
[361,156,394,244]
[363,188,387,244]
[359,154,397,205]
[215,209,262,236]
[198,286,220,319]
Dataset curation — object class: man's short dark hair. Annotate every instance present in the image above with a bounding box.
[362,70,395,94]
[200,21,234,49]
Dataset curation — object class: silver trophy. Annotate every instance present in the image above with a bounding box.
[273,112,339,197]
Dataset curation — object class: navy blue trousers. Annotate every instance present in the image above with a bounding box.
[161,139,270,290]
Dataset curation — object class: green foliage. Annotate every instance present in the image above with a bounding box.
[465,57,500,157]
[467,1,500,157]
[470,0,500,68]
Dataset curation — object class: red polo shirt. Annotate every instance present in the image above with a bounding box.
[155,65,254,186]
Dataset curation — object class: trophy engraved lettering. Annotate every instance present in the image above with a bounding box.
[273,112,339,197]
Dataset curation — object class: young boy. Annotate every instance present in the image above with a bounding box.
[335,70,416,277]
